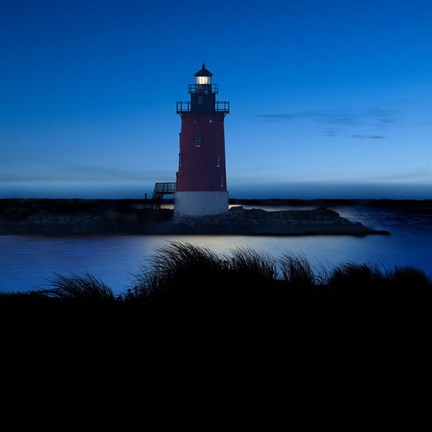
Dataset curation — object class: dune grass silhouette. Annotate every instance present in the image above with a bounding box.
[1,241,430,318]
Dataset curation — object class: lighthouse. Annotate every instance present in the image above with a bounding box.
[175,64,230,217]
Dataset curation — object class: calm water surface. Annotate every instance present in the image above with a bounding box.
[1,205,431,295]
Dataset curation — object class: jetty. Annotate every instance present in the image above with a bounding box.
[0,198,389,236]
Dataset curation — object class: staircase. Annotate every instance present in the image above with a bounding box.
[150,182,176,209]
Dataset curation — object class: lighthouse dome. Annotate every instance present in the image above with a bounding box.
[194,64,213,77]
[194,64,212,85]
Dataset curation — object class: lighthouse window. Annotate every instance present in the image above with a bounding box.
[197,76,210,85]
[179,153,182,168]
[220,176,224,188]
[198,96,203,105]
[195,135,201,148]
[216,154,220,167]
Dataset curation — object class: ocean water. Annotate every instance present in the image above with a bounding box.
[0,204,431,296]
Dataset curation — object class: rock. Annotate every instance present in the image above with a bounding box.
[169,207,389,236]
[0,199,390,236]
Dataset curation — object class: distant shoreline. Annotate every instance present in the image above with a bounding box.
[1,196,431,206]
[230,197,432,207]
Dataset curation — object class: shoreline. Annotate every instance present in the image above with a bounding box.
[168,206,390,236]
[0,197,401,236]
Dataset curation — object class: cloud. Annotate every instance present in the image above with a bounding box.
[0,158,174,183]
[256,107,398,128]
[351,134,386,139]
[256,110,358,125]
[324,129,338,136]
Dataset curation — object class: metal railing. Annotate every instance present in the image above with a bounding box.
[176,100,230,114]
[152,182,176,198]
[215,101,230,113]
[176,101,190,113]
[188,84,218,94]
[150,182,176,210]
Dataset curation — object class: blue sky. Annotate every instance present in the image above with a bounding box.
[1,0,431,199]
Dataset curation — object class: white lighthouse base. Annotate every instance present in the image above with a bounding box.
[174,191,229,217]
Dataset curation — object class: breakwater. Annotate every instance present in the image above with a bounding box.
[0,198,390,236]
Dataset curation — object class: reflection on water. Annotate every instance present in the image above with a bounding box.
[0,205,431,295]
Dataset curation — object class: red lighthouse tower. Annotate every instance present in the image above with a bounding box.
[175,64,230,216]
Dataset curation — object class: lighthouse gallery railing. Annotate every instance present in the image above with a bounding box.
[176,100,230,114]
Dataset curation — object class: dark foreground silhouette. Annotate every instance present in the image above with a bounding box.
[2,242,431,422]
[1,241,431,318]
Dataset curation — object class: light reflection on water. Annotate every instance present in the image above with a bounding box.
[0,205,431,295]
